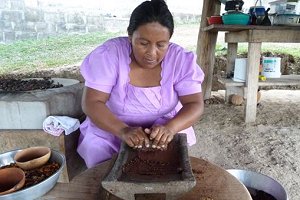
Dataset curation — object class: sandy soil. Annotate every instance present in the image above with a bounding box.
[190,90,300,200]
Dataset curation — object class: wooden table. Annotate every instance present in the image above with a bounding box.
[197,0,300,122]
[40,157,252,200]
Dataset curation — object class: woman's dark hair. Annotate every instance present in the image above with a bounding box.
[127,0,174,38]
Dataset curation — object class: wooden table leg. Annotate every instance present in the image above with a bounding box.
[245,42,261,123]
[196,0,221,100]
[225,42,239,102]
[226,43,238,76]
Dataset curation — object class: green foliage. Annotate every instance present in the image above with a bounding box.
[215,43,300,58]
[0,32,119,75]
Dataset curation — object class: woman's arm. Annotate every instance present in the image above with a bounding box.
[149,92,204,148]
[82,86,149,148]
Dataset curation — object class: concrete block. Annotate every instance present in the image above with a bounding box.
[1,10,24,23]
[24,21,36,31]
[15,31,37,40]
[35,22,48,32]
[10,0,25,10]
[44,12,65,24]
[3,31,16,42]
[65,12,85,25]
[66,23,86,33]
[0,20,13,31]
[0,0,10,9]
[0,78,83,129]
[24,8,44,22]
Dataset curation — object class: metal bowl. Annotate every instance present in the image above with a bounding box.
[0,149,65,200]
[227,169,288,200]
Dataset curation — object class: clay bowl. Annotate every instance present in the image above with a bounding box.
[14,146,51,170]
[0,168,25,195]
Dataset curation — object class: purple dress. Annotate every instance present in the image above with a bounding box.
[77,37,204,168]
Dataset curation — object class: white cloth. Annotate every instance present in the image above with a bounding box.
[43,116,80,136]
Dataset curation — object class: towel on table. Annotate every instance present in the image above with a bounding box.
[43,116,80,136]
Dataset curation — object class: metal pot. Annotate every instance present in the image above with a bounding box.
[225,0,244,11]
[0,149,65,200]
[227,169,288,200]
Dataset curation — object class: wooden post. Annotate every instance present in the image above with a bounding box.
[245,42,261,123]
[196,0,221,99]
[226,43,238,76]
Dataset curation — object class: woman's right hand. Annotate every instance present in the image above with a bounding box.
[120,127,150,148]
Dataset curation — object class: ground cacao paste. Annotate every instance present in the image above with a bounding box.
[120,139,183,182]
[0,161,60,189]
[247,187,277,200]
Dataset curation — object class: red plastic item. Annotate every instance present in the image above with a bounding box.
[207,16,223,25]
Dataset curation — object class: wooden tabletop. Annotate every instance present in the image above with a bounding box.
[40,157,252,200]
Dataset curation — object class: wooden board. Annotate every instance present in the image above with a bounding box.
[40,157,252,200]
[218,75,300,87]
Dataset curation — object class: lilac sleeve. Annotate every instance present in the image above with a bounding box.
[174,52,205,96]
[80,43,117,93]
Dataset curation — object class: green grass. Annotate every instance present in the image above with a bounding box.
[215,43,300,58]
[1,26,300,76]
[0,32,119,75]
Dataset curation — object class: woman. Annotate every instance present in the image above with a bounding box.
[77,0,205,168]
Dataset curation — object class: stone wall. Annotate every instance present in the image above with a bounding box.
[0,0,200,44]
[0,0,130,43]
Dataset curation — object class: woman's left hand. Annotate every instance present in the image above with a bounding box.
[145,125,176,149]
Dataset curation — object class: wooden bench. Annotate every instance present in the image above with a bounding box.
[218,75,300,102]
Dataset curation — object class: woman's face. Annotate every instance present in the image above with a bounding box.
[130,22,170,69]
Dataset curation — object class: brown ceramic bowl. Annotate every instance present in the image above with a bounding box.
[0,168,25,195]
[14,146,51,170]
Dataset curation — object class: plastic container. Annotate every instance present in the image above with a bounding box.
[249,6,266,17]
[262,57,281,78]
[269,0,300,15]
[270,13,300,25]
[233,58,247,82]
[222,13,250,25]
[207,16,223,25]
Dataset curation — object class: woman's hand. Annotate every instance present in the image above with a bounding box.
[120,127,150,148]
[145,125,176,150]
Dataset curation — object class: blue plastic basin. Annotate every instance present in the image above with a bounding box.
[222,13,250,25]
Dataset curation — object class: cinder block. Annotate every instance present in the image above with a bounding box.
[0,78,83,129]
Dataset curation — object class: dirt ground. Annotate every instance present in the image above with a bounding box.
[6,67,299,200]
[189,90,300,200]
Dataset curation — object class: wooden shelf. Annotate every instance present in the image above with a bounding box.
[218,75,300,87]
[203,24,300,32]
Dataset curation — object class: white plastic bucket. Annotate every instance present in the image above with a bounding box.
[262,57,281,78]
[233,58,247,82]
